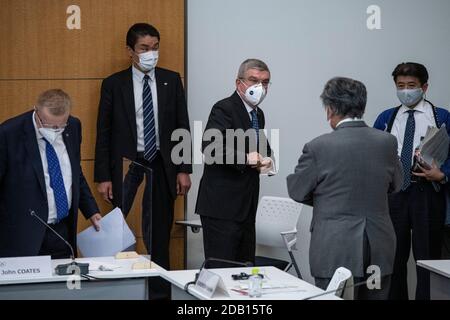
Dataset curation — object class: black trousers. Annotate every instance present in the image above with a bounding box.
[38,218,72,259]
[122,152,174,299]
[200,199,258,267]
[388,182,445,300]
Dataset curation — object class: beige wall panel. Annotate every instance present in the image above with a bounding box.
[0,0,185,79]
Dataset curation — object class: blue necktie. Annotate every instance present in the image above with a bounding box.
[400,110,416,190]
[143,75,157,162]
[44,139,69,222]
[250,109,259,146]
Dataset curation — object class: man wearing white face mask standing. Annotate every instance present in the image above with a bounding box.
[0,89,101,259]
[95,23,191,299]
[374,62,450,300]
[196,59,276,266]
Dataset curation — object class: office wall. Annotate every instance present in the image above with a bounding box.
[186,0,450,296]
[0,0,186,269]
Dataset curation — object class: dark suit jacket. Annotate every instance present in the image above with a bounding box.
[94,67,192,203]
[0,111,99,258]
[287,121,403,278]
[195,91,272,222]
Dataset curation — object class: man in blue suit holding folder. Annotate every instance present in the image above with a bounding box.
[374,62,450,300]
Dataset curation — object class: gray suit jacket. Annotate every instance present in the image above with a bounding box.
[287,121,403,278]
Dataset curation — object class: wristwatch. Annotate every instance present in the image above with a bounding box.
[439,175,448,185]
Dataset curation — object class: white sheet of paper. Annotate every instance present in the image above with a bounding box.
[77,207,136,257]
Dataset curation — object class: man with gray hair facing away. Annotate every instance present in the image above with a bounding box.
[287,77,403,299]
[196,59,276,266]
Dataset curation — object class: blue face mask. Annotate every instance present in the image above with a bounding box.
[397,88,424,107]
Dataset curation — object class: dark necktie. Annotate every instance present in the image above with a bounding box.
[44,138,69,222]
[250,109,259,146]
[400,110,416,190]
[143,74,157,162]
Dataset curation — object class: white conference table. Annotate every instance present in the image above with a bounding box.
[417,260,450,300]
[0,255,164,300]
[161,266,341,300]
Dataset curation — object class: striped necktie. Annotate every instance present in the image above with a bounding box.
[143,74,157,162]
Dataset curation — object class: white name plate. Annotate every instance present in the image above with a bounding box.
[0,256,52,281]
[193,269,230,298]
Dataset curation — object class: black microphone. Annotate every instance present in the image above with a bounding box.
[30,209,89,275]
[184,257,253,292]
[199,257,253,272]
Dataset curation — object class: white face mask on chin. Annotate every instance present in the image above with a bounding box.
[39,127,64,144]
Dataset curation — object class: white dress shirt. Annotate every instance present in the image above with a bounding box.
[32,112,72,224]
[132,66,160,152]
[390,99,436,162]
[336,117,363,128]
[238,92,277,175]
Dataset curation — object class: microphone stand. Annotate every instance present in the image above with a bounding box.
[184,257,253,292]
[30,210,89,275]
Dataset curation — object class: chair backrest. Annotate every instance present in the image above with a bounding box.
[326,267,352,298]
[255,196,303,248]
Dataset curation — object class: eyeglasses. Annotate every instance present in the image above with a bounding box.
[35,109,68,130]
[240,77,272,88]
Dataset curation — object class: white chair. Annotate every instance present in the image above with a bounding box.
[255,196,303,278]
[325,267,353,299]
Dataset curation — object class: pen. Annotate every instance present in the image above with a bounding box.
[231,288,248,296]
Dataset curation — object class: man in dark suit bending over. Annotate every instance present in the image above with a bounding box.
[0,89,101,259]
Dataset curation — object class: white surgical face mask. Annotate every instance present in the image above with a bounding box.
[241,81,267,106]
[39,128,64,144]
[137,50,159,72]
[397,88,424,107]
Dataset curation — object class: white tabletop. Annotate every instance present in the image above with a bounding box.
[175,220,202,227]
[162,266,341,300]
[0,255,163,286]
[417,260,450,278]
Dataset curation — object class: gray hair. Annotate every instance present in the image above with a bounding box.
[237,59,270,79]
[320,77,367,118]
[36,89,72,116]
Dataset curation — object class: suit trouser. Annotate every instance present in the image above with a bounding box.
[122,152,174,299]
[315,232,392,300]
[388,182,445,300]
[200,199,258,267]
[38,217,72,259]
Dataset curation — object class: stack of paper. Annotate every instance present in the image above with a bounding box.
[77,208,136,257]
[418,125,449,167]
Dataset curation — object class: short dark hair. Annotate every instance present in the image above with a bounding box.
[126,23,160,50]
[320,77,367,118]
[392,62,429,86]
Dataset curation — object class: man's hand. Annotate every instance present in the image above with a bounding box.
[89,213,102,232]
[257,157,273,173]
[412,160,445,182]
[247,152,263,167]
[177,173,191,196]
[97,181,113,203]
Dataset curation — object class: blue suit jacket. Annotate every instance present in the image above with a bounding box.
[374,104,450,225]
[374,105,450,178]
[0,111,99,257]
